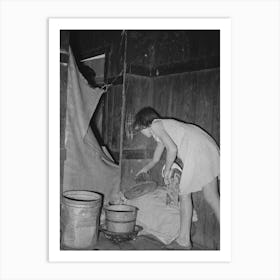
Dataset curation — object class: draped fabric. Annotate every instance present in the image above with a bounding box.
[63,49,120,202]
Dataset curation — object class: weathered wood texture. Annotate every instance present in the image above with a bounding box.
[60,31,70,195]
[70,30,220,77]
[153,69,220,144]
[102,74,155,156]
[153,70,220,249]
[153,30,219,67]
[104,69,220,156]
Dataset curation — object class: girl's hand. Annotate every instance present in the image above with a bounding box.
[163,168,172,185]
[135,167,148,177]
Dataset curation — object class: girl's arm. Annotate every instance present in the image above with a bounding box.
[136,141,165,176]
[151,120,177,179]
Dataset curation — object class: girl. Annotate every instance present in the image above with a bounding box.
[133,107,220,249]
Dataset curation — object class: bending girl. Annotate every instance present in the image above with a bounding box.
[133,107,220,249]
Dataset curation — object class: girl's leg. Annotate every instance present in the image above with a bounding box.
[176,193,193,247]
[202,177,220,223]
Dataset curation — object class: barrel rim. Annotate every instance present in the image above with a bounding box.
[105,219,136,223]
[63,190,102,202]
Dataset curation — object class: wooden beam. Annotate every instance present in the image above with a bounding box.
[106,56,219,83]
[119,31,127,190]
[153,56,220,76]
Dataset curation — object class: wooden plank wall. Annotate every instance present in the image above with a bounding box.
[153,69,220,249]
[153,69,220,144]
[103,74,155,157]
[104,68,220,157]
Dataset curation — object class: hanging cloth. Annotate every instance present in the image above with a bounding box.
[63,48,120,202]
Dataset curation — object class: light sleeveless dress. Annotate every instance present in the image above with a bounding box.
[151,119,220,195]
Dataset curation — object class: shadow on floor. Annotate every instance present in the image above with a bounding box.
[88,232,214,250]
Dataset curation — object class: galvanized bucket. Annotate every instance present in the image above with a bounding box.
[61,190,102,249]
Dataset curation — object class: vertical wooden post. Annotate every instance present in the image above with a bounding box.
[60,30,70,197]
[119,31,127,189]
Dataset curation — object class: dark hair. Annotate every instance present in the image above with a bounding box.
[133,107,160,131]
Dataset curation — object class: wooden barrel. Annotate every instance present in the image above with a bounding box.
[61,190,102,249]
[104,204,138,233]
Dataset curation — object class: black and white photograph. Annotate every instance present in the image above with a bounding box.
[1,0,279,279]
[59,29,221,251]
